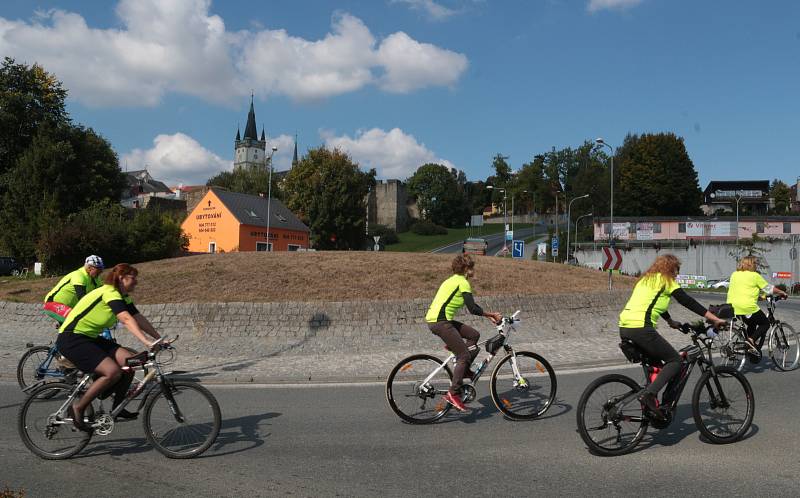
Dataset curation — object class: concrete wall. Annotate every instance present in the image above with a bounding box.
[574,239,800,282]
[1,291,633,382]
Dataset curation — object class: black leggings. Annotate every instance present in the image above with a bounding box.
[741,310,770,348]
[620,327,681,395]
[429,321,480,394]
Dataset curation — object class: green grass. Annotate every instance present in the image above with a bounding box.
[386,223,533,252]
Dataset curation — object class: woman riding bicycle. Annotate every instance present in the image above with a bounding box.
[726,256,788,363]
[425,254,501,412]
[618,254,725,420]
[42,255,105,324]
[56,263,162,430]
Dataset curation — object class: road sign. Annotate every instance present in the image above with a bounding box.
[505,230,513,241]
[512,240,524,259]
[551,236,559,249]
[602,247,623,270]
[373,236,380,243]
[537,243,547,260]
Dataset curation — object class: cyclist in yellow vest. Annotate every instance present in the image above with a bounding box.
[727,256,788,363]
[42,255,105,324]
[619,254,725,420]
[426,254,501,412]
[57,263,162,431]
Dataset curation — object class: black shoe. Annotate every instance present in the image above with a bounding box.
[638,391,666,421]
[114,408,139,420]
[68,404,92,432]
[747,350,762,364]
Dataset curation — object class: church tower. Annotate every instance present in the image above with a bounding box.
[234,95,267,170]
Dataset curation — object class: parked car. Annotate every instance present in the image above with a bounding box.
[0,256,23,276]
[711,278,730,289]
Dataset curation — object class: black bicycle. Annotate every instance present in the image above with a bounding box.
[577,322,754,456]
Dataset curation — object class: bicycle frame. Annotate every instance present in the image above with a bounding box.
[419,312,523,391]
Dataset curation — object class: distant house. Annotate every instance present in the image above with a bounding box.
[593,215,800,242]
[121,169,184,211]
[702,180,771,216]
[181,187,310,253]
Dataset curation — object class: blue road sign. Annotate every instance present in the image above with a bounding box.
[551,236,559,249]
[512,240,524,259]
[505,230,513,241]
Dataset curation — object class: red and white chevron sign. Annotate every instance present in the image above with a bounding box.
[603,247,623,270]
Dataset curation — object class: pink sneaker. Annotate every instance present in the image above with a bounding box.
[444,391,468,412]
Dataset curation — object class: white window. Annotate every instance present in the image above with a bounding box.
[209,242,216,254]
[288,244,302,251]
[256,242,272,252]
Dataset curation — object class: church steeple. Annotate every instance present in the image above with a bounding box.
[292,134,299,167]
[260,126,265,141]
[235,127,241,141]
[243,94,258,140]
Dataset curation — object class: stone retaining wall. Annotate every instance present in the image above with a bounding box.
[1,291,642,383]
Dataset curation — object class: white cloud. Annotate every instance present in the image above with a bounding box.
[0,0,468,107]
[121,133,231,186]
[391,0,458,21]
[587,0,644,12]
[322,127,455,179]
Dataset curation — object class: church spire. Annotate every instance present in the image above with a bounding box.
[243,93,258,140]
[292,134,299,167]
[235,126,241,141]
[260,126,265,142]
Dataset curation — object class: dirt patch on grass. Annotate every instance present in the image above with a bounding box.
[0,252,635,304]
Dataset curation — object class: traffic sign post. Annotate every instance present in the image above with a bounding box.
[373,235,381,252]
[551,236,559,260]
[512,240,524,259]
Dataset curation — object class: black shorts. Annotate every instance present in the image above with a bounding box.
[56,331,120,373]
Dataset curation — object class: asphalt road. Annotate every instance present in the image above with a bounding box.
[2,362,798,497]
[432,226,541,255]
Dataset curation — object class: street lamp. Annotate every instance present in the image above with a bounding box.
[487,185,508,250]
[734,191,743,245]
[566,194,590,263]
[595,138,615,246]
[574,211,593,264]
[265,145,278,251]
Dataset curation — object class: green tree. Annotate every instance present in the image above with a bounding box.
[0,57,69,179]
[406,163,468,227]
[770,179,791,214]
[0,125,126,258]
[615,133,702,216]
[283,147,375,250]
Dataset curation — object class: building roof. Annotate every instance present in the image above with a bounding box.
[124,170,172,196]
[211,187,310,232]
[704,180,770,195]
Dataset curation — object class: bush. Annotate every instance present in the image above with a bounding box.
[369,225,399,245]
[410,220,448,236]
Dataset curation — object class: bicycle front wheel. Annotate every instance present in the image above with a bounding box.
[489,351,556,420]
[576,374,647,456]
[769,323,800,371]
[386,354,452,424]
[17,345,55,391]
[142,380,221,459]
[18,382,93,460]
[692,366,754,444]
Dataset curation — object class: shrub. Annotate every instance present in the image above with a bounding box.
[369,225,399,245]
[410,220,448,236]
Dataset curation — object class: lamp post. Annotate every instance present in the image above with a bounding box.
[595,138,615,245]
[487,185,507,251]
[734,191,743,245]
[566,194,590,263]
[574,211,593,264]
[265,145,278,251]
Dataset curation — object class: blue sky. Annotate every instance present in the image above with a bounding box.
[1,0,798,188]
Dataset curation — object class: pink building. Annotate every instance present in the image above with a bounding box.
[593,216,800,242]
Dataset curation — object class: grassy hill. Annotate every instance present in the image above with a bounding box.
[0,252,633,304]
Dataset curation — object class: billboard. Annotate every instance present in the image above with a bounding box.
[686,221,736,237]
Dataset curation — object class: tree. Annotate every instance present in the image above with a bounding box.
[0,58,69,179]
[406,163,468,227]
[614,133,702,216]
[770,179,791,214]
[283,147,375,250]
[0,124,126,258]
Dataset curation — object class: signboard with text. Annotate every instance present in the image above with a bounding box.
[686,221,736,238]
[773,272,792,279]
[677,274,708,289]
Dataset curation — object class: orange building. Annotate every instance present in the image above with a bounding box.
[182,188,310,253]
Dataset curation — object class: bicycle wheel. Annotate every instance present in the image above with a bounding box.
[18,382,93,460]
[386,354,453,424]
[489,351,556,420]
[576,374,647,456]
[718,327,747,371]
[17,345,56,391]
[692,366,754,444]
[769,323,800,371]
[142,380,221,458]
